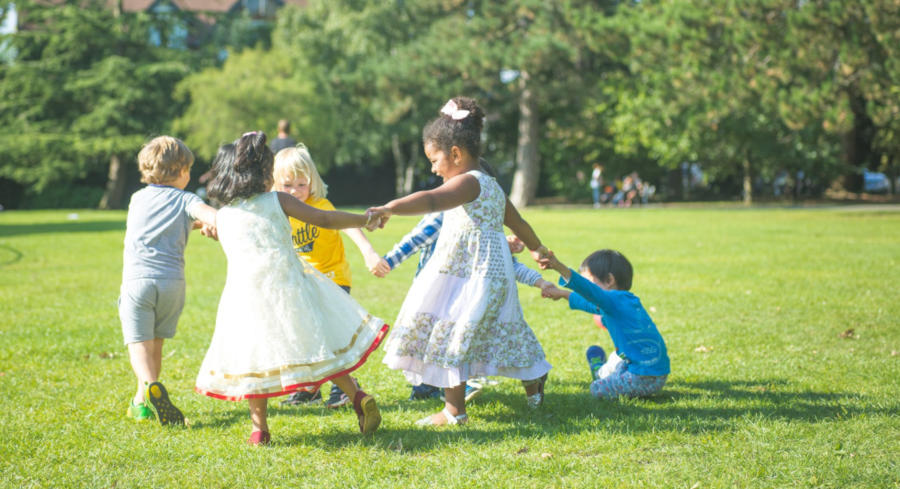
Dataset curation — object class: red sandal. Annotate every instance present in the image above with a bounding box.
[247,430,271,445]
[352,391,381,434]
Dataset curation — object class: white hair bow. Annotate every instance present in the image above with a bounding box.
[440,100,470,120]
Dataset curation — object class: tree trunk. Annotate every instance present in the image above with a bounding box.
[742,154,753,206]
[886,154,896,195]
[509,71,540,208]
[404,140,416,195]
[391,134,417,197]
[99,154,127,210]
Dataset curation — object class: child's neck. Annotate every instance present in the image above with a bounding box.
[455,159,479,175]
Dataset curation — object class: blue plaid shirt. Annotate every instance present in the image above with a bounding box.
[382,211,543,285]
[383,212,443,276]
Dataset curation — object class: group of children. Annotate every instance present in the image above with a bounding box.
[118,97,670,445]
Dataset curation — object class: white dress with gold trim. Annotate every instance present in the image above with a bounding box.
[195,191,387,401]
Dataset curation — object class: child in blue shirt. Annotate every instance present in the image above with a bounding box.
[541,249,669,399]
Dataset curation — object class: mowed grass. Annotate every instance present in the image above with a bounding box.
[0,205,898,489]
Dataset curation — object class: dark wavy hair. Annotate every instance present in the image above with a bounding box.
[207,132,274,205]
[580,249,634,291]
[422,96,485,159]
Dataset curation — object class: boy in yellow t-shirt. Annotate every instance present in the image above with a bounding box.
[272,144,383,408]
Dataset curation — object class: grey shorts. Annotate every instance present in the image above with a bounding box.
[118,278,186,344]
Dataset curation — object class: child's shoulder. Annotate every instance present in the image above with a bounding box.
[131,185,199,206]
[306,196,335,210]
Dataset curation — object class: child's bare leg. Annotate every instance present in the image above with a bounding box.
[127,338,164,404]
[331,375,359,397]
[442,384,465,417]
[420,383,465,425]
[333,374,381,434]
[248,398,268,433]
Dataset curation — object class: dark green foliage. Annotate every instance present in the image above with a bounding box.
[0,0,196,197]
[3,0,900,206]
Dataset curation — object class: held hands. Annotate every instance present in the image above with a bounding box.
[369,258,391,278]
[363,251,384,271]
[529,245,553,269]
[541,284,569,301]
[364,206,392,231]
[200,224,219,241]
[535,278,567,300]
[506,235,525,254]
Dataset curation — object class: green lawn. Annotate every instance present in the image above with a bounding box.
[1,205,898,488]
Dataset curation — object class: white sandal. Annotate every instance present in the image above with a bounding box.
[523,373,548,409]
[415,407,468,426]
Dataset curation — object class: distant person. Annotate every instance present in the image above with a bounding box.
[613,174,639,207]
[119,136,218,425]
[269,119,297,154]
[539,249,670,399]
[590,163,604,208]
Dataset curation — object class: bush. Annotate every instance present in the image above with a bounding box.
[19,184,105,209]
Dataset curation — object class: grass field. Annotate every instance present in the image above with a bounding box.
[1,205,898,488]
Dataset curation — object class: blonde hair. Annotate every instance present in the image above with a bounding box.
[138,136,194,184]
[272,144,328,200]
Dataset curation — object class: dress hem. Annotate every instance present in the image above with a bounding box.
[195,323,389,401]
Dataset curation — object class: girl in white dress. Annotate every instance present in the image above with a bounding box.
[369,97,552,426]
[195,132,388,444]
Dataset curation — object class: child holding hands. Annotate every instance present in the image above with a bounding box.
[194,132,388,444]
[271,144,382,408]
[540,249,670,399]
[119,136,218,424]
[369,97,552,426]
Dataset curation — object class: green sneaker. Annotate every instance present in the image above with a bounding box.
[145,381,185,426]
[128,401,154,421]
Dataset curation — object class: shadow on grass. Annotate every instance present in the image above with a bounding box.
[0,220,125,238]
[238,377,890,451]
[0,243,23,266]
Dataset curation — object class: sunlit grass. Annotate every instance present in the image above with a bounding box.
[1,205,898,488]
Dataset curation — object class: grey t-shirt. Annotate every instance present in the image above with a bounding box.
[122,185,204,281]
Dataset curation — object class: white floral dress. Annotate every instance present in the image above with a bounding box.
[195,192,388,401]
[383,170,551,387]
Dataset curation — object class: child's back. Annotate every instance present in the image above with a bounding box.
[123,185,204,280]
[119,135,217,425]
[199,191,383,386]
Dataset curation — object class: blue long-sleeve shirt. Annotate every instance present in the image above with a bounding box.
[383,212,443,276]
[560,270,670,376]
[383,212,543,285]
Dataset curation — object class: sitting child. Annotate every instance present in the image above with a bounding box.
[540,249,669,399]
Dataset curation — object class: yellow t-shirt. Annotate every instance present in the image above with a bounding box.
[288,197,352,287]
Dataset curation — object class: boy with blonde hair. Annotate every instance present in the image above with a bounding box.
[120,136,217,423]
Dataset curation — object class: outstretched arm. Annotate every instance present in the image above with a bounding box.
[503,198,549,264]
[277,192,368,230]
[189,202,219,240]
[543,252,573,282]
[343,227,384,271]
[383,213,443,270]
[383,174,480,216]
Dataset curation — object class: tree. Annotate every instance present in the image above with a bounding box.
[609,1,847,204]
[274,0,461,197]
[0,0,196,208]
[173,47,335,164]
